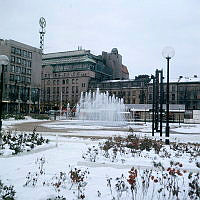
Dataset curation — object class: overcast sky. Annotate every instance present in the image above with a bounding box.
[1,0,200,79]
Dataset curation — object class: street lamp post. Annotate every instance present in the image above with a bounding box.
[0,55,9,145]
[162,47,175,145]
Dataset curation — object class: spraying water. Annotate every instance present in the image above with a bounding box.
[75,88,127,126]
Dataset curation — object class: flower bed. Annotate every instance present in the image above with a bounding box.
[82,134,200,170]
[0,128,49,156]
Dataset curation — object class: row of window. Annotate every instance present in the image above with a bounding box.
[45,86,79,94]
[45,95,79,102]
[45,79,86,87]
[11,47,32,59]
[11,56,32,67]
[9,65,31,75]
[46,79,82,85]
[53,64,94,72]
[8,84,30,94]
[10,74,31,83]
[149,85,176,92]
[44,71,88,78]
[148,93,176,101]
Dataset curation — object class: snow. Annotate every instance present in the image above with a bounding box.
[2,116,49,129]
[0,118,200,199]
[172,123,200,133]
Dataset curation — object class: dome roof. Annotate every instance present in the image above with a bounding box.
[111,48,118,55]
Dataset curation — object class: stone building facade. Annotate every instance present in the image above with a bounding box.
[147,76,200,110]
[0,39,42,113]
[41,49,128,110]
[89,75,150,104]
[102,48,129,80]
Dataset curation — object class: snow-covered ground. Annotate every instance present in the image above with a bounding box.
[2,116,49,129]
[0,118,200,200]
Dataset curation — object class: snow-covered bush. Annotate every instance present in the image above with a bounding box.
[0,179,16,200]
[0,129,49,155]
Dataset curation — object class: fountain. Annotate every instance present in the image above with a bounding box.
[75,88,127,126]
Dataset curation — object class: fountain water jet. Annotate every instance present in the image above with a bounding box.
[75,88,127,126]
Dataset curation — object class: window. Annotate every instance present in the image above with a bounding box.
[76,86,78,93]
[11,56,15,63]
[11,47,15,54]
[28,52,32,59]
[15,75,20,82]
[21,59,25,66]
[66,79,69,84]
[57,87,59,94]
[10,65,15,72]
[16,48,21,56]
[62,80,65,84]
[15,66,19,73]
[10,74,14,81]
[76,79,78,84]
[23,50,27,57]
[62,87,65,93]
[27,61,32,68]
[24,59,27,67]
[47,87,50,94]
[53,87,56,94]
[20,76,25,83]
[26,77,31,83]
[72,86,75,93]
[22,67,26,74]
[82,83,86,87]
[172,94,176,101]
[27,69,31,75]
[16,57,21,64]
[53,80,56,85]
[72,79,75,84]
[66,87,69,93]
[57,80,59,85]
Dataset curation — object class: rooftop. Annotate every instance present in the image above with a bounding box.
[43,49,90,60]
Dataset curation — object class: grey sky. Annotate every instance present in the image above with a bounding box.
[1,0,200,79]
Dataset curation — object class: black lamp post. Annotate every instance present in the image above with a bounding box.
[0,55,9,145]
[162,47,175,145]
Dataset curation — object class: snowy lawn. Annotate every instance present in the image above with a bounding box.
[0,119,200,199]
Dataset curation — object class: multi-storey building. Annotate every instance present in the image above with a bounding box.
[89,75,150,104]
[0,39,42,113]
[147,75,200,110]
[41,48,128,110]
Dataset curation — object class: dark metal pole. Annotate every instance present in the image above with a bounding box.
[152,75,155,136]
[0,65,4,133]
[165,57,170,144]
[155,70,159,132]
[160,70,163,137]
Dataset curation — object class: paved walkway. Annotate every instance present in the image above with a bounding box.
[10,120,135,133]
[8,120,200,137]
[10,120,69,133]
[8,120,133,139]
